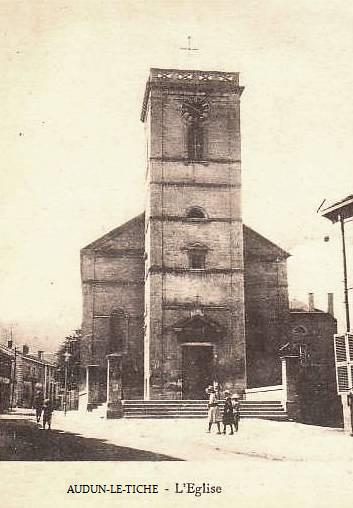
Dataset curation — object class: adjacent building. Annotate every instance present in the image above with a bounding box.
[0,343,13,412]
[288,294,341,425]
[0,342,57,411]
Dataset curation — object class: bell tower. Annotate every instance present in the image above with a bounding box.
[141,68,246,399]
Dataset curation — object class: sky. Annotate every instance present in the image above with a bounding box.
[0,0,353,351]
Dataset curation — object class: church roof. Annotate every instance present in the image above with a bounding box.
[81,213,290,260]
[81,213,145,251]
[243,225,290,260]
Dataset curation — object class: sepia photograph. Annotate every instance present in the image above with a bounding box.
[1,1,353,506]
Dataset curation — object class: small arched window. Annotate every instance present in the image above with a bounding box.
[189,251,206,269]
[186,242,208,270]
[186,206,207,219]
[181,97,209,162]
[292,325,308,336]
[187,121,204,161]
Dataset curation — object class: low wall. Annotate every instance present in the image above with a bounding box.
[340,394,351,433]
[78,391,88,411]
[245,385,284,402]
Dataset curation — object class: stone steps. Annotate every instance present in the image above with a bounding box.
[123,412,288,418]
[89,402,108,418]
[122,400,288,420]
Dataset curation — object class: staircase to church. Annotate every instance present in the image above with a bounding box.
[122,400,288,420]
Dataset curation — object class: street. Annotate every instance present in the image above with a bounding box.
[2,410,353,508]
[0,411,180,461]
[2,408,353,462]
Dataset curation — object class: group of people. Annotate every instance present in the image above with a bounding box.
[34,392,54,430]
[206,383,240,435]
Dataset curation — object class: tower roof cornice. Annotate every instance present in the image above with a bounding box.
[149,67,239,83]
[141,67,243,122]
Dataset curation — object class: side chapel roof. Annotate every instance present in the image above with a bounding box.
[81,213,290,260]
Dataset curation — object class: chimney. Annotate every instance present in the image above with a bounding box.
[308,293,315,312]
[23,344,29,355]
[327,293,334,316]
[37,350,43,360]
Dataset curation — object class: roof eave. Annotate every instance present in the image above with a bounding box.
[321,196,353,223]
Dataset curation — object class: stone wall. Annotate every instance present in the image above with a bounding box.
[80,214,145,401]
[80,214,294,400]
[244,226,290,388]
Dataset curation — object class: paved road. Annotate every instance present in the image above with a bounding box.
[0,417,181,461]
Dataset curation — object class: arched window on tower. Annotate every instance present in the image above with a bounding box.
[181,97,209,162]
[109,309,128,354]
[185,242,209,270]
[187,120,204,161]
[189,250,206,269]
[186,206,207,220]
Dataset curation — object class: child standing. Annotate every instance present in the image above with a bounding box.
[42,398,54,430]
[222,391,234,435]
[232,394,241,432]
[33,390,44,424]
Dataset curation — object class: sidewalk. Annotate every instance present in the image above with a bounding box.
[11,408,353,463]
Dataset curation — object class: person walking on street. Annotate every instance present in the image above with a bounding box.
[222,391,234,434]
[232,394,241,433]
[42,398,54,430]
[206,385,222,434]
[33,389,44,424]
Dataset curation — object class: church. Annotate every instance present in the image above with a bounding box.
[79,66,295,417]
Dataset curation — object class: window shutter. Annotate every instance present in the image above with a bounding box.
[337,365,349,392]
[334,333,353,394]
[348,334,353,362]
[334,335,347,362]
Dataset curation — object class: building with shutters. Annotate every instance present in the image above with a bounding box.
[333,333,353,431]
[0,342,58,410]
[0,344,13,412]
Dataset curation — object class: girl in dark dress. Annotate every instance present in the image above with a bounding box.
[222,391,234,435]
[232,394,241,432]
[33,390,44,424]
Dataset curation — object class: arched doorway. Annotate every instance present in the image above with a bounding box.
[172,314,223,400]
[182,343,213,399]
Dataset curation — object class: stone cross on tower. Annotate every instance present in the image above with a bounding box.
[180,36,199,53]
[191,295,204,317]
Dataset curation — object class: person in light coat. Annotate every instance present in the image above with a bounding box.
[207,386,222,434]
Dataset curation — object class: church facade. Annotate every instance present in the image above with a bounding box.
[80,68,290,413]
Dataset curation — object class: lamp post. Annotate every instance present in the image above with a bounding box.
[63,350,71,415]
[321,195,353,333]
[339,214,350,332]
[322,195,353,434]
[10,346,18,410]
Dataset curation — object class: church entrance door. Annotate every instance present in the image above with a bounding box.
[182,345,213,399]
